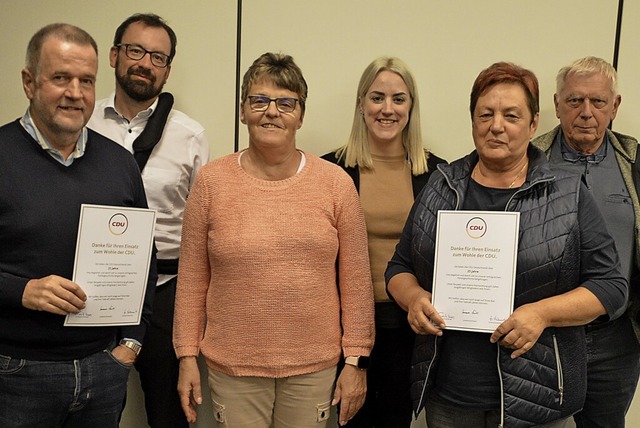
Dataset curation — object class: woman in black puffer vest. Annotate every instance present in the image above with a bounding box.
[385,62,627,428]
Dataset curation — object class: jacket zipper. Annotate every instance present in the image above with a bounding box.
[497,343,504,428]
[440,163,559,424]
[439,165,462,210]
[504,176,554,211]
[416,335,439,414]
[499,177,555,427]
[553,334,564,405]
[496,337,563,426]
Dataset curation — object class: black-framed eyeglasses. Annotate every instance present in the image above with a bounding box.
[116,44,171,68]
[561,142,607,165]
[247,96,299,113]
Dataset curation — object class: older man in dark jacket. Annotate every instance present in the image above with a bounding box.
[533,56,640,428]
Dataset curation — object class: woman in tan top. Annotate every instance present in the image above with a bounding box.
[323,56,446,428]
[174,52,375,427]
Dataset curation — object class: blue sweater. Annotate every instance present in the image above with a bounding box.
[0,119,156,360]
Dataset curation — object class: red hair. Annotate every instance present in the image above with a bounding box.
[470,62,539,123]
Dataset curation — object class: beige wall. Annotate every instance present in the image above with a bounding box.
[1,1,638,427]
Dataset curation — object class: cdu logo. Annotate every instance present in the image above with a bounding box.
[109,213,129,236]
[466,217,487,239]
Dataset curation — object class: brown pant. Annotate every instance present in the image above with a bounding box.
[207,366,336,428]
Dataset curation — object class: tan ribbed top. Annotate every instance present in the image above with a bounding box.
[360,153,414,302]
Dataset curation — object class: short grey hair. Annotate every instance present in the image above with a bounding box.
[556,56,617,96]
[26,23,98,77]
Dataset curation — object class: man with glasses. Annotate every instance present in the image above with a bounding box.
[88,13,209,428]
[533,56,640,428]
[0,23,156,427]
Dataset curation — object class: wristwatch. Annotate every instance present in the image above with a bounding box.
[119,339,142,356]
[344,355,370,369]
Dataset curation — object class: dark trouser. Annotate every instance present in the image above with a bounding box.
[574,313,640,428]
[0,347,130,428]
[338,324,414,428]
[135,277,188,428]
[425,393,572,428]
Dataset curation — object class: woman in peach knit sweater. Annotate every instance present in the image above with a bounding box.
[173,52,375,428]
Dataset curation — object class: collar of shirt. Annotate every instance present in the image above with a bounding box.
[558,131,609,165]
[103,92,158,125]
[20,109,87,166]
[97,93,160,153]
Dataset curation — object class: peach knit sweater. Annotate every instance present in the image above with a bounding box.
[174,151,375,377]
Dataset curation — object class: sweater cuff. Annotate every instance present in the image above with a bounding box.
[174,345,200,359]
[342,346,372,358]
[0,275,30,309]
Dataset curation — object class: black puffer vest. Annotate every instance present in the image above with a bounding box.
[409,146,587,427]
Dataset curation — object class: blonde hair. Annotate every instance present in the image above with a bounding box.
[556,56,618,96]
[334,57,428,175]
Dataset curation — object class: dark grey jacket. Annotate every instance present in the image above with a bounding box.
[386,145,627,427]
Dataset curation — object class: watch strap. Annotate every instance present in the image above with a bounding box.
[344,355,370,369]
[119,339,142,356]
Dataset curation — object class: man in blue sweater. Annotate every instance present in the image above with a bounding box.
[0,23,156,427]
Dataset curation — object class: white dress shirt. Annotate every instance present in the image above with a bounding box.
[88,93,210,285]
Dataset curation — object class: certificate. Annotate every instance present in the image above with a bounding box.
[65,204,156,327]
[431,211,519,333]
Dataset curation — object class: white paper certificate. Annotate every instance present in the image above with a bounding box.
[65,204,156,327]
[431,210,519,333]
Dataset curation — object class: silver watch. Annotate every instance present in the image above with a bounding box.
[119,339,142,356]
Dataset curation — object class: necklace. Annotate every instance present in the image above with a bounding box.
[508,161,528,188]
[472,160,528,188]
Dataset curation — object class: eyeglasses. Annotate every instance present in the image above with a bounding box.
[561,142,607,165]
[116,44,171,68]
[247,96,299,113]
